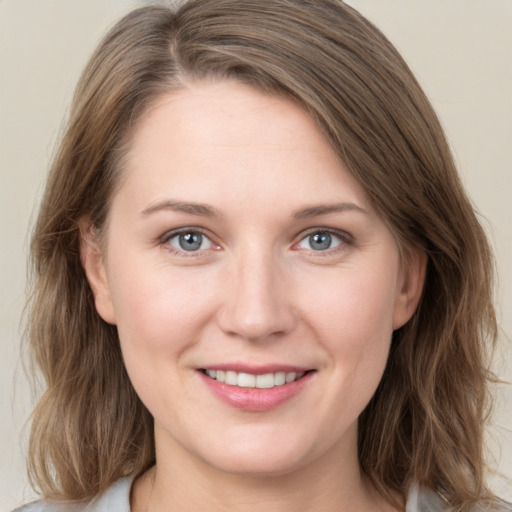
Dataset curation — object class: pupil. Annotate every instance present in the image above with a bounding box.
[179,232,202,251]
[310,232,331,250]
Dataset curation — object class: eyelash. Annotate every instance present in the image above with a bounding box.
[161,228,218,258]
[160,227,353,257]
[293,228,353,257]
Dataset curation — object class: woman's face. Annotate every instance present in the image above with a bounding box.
[83,81,424,478]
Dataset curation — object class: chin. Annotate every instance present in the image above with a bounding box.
[204,451,308,478]
[190,426,323,478]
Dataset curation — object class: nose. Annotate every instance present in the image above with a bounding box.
[216,249,296,342]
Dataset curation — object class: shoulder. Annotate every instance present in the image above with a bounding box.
[11,477,133,512]
[11,501,83,512]
[406,483,512,512]
[406,484,449,512]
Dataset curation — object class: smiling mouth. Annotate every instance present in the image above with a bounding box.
[200,369,310,389]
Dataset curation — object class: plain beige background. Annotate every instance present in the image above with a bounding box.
[1,1,511,509]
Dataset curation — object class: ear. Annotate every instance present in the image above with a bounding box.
[393,248,427,330]
[79,219,117,325]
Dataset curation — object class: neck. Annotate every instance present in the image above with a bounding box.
[131,428,401,512]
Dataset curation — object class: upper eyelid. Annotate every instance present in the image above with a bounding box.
[296,227,353,243]
[292,229,354,256]
[158,226,353,250]
[160,226,213,242]
[160,228,219,257]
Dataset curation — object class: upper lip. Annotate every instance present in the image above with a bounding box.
[199,363,313,375]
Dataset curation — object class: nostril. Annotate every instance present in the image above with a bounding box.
[215,260,297,342]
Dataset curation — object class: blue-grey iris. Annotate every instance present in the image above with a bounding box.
[309,232,332,250]
[179,232,203,251]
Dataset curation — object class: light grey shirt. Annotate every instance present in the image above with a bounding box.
[12,478,512,512]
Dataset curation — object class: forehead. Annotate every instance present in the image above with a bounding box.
[130,81,333,159]
[114,80,371,217]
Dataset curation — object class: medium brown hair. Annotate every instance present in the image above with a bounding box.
[26,1,499,509]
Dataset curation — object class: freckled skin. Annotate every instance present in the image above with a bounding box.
[84,80,424,511]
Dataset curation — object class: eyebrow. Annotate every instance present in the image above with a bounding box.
[140,199,367,219]
[293,202,368,219]
[140,200,220,217]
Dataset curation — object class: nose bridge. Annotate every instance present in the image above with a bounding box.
[218,242,294,341]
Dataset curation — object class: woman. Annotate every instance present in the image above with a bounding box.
[14,1,510,511]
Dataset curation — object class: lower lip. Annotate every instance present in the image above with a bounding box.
[199,371,313,412]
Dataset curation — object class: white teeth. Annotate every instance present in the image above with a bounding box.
[274,372,286,386]
[225,371,238,386]
[256,373,274,389]
[238,372,256,387]
[285,372,296,383]
[204,369,306,388]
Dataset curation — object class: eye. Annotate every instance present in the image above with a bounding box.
[296,231,345,251]
[166,230,214,252]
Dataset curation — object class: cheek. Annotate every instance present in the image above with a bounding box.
[106,258,220,415]
[107,254,217,359]
[300,264,399,395]
[302,266,399,345]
